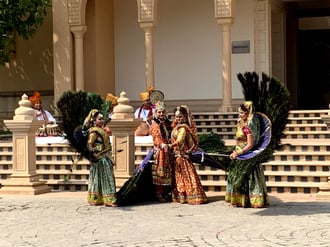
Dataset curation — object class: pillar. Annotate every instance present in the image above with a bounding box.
[214,0,235,112]
[218,20,234,112]
[0,94,51,195]
[71,25,88,91]
[141,24,155,89]
[137,0,158,90]
[109,92,141,187]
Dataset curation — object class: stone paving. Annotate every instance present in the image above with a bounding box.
[0,192,329,247]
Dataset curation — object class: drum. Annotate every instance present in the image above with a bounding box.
[46,124,60,136]
[36,126,47,137]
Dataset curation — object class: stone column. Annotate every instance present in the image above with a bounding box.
[71,25,88,91]
[218,20,234,112]
[214,0,235,112]
[0,94,51,195]
[141,23,155,89]
[109,92,141,187]
[53,0,74,104]
[137,0,158,89]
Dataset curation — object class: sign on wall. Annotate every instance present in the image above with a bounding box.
[232,40,250,54]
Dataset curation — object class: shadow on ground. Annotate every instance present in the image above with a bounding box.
[254,195,330,216]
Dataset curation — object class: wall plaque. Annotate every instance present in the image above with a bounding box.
[232,40,250,54]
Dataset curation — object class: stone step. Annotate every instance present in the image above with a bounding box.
[264,160,330,166]
[269,156,328,162]
[265,171,329,178]
[287,117,325,124]
[196,170,227,175]
[283,132,330,139]
[41,178,87,184]
[37,170,90,175]
[272,150,329,155]
[278,147,330,152]
[266,181,324,188]
[289,109,328,117]
[285,124,328,131]
[267,186,318,194]
[200,180,227,186]
[196,129,236,137]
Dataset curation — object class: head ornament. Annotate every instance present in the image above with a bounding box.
[29,91,41,105]
[83,109,101,129]
[105,93,118,107]
[155,101,166,111]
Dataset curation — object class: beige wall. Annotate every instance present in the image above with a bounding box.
[114,0,255,101]
[84,0,115,96]
[0,8,54,120]
[0,9,53,92]
[0,0,255,120]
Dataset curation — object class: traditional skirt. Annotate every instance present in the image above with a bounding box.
[172,156,208,205]
[87,156,117,206]
[225,163,269,208]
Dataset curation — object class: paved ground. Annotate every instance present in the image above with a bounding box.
[0,192,329,247]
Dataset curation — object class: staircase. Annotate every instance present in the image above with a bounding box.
[265,110,330,194]
[191,109,330,194]
[0,109,329,195]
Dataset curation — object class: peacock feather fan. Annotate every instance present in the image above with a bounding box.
[56,90,111,161]
[228,72,291,189]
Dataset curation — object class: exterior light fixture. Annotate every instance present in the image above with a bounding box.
[137,0,157,23]
[214,0,235,19]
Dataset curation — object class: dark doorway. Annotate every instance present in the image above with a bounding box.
[285,0,330,109]
[298,29,330,109]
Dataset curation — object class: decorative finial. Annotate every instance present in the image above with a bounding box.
[13,94,35,120]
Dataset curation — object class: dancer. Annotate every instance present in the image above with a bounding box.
[83,109,117,207]
[226,101,269,208]
[149,101,173,202]
[170,105,208,205]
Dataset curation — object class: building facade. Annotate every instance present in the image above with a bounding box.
[0,0,329,122]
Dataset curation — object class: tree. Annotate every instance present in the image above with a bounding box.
[0,0,50,65]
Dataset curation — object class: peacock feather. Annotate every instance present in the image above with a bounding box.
[56,90,109,161]
[228,72,291,189]
[197,72,290,189]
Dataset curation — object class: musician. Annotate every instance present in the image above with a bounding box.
[134,87,155,136]
[29,91,57,136]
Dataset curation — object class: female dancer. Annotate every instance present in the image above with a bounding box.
[169,105,208,205]
[83,109,117,207]
[226,101,269,208]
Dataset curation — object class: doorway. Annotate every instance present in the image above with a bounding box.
[298,28,330,109]
[284,1,330,109]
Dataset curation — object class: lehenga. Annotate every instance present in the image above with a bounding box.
[86,126,117,206]
[171,124,208,205]
[225,113,269,208]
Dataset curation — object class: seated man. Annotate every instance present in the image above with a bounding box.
[134,88,155,136]
[29,91,58,136]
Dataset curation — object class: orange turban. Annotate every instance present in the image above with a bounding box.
[105,93,119,107]
[29,91,41,105]
[140,85,154,101]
